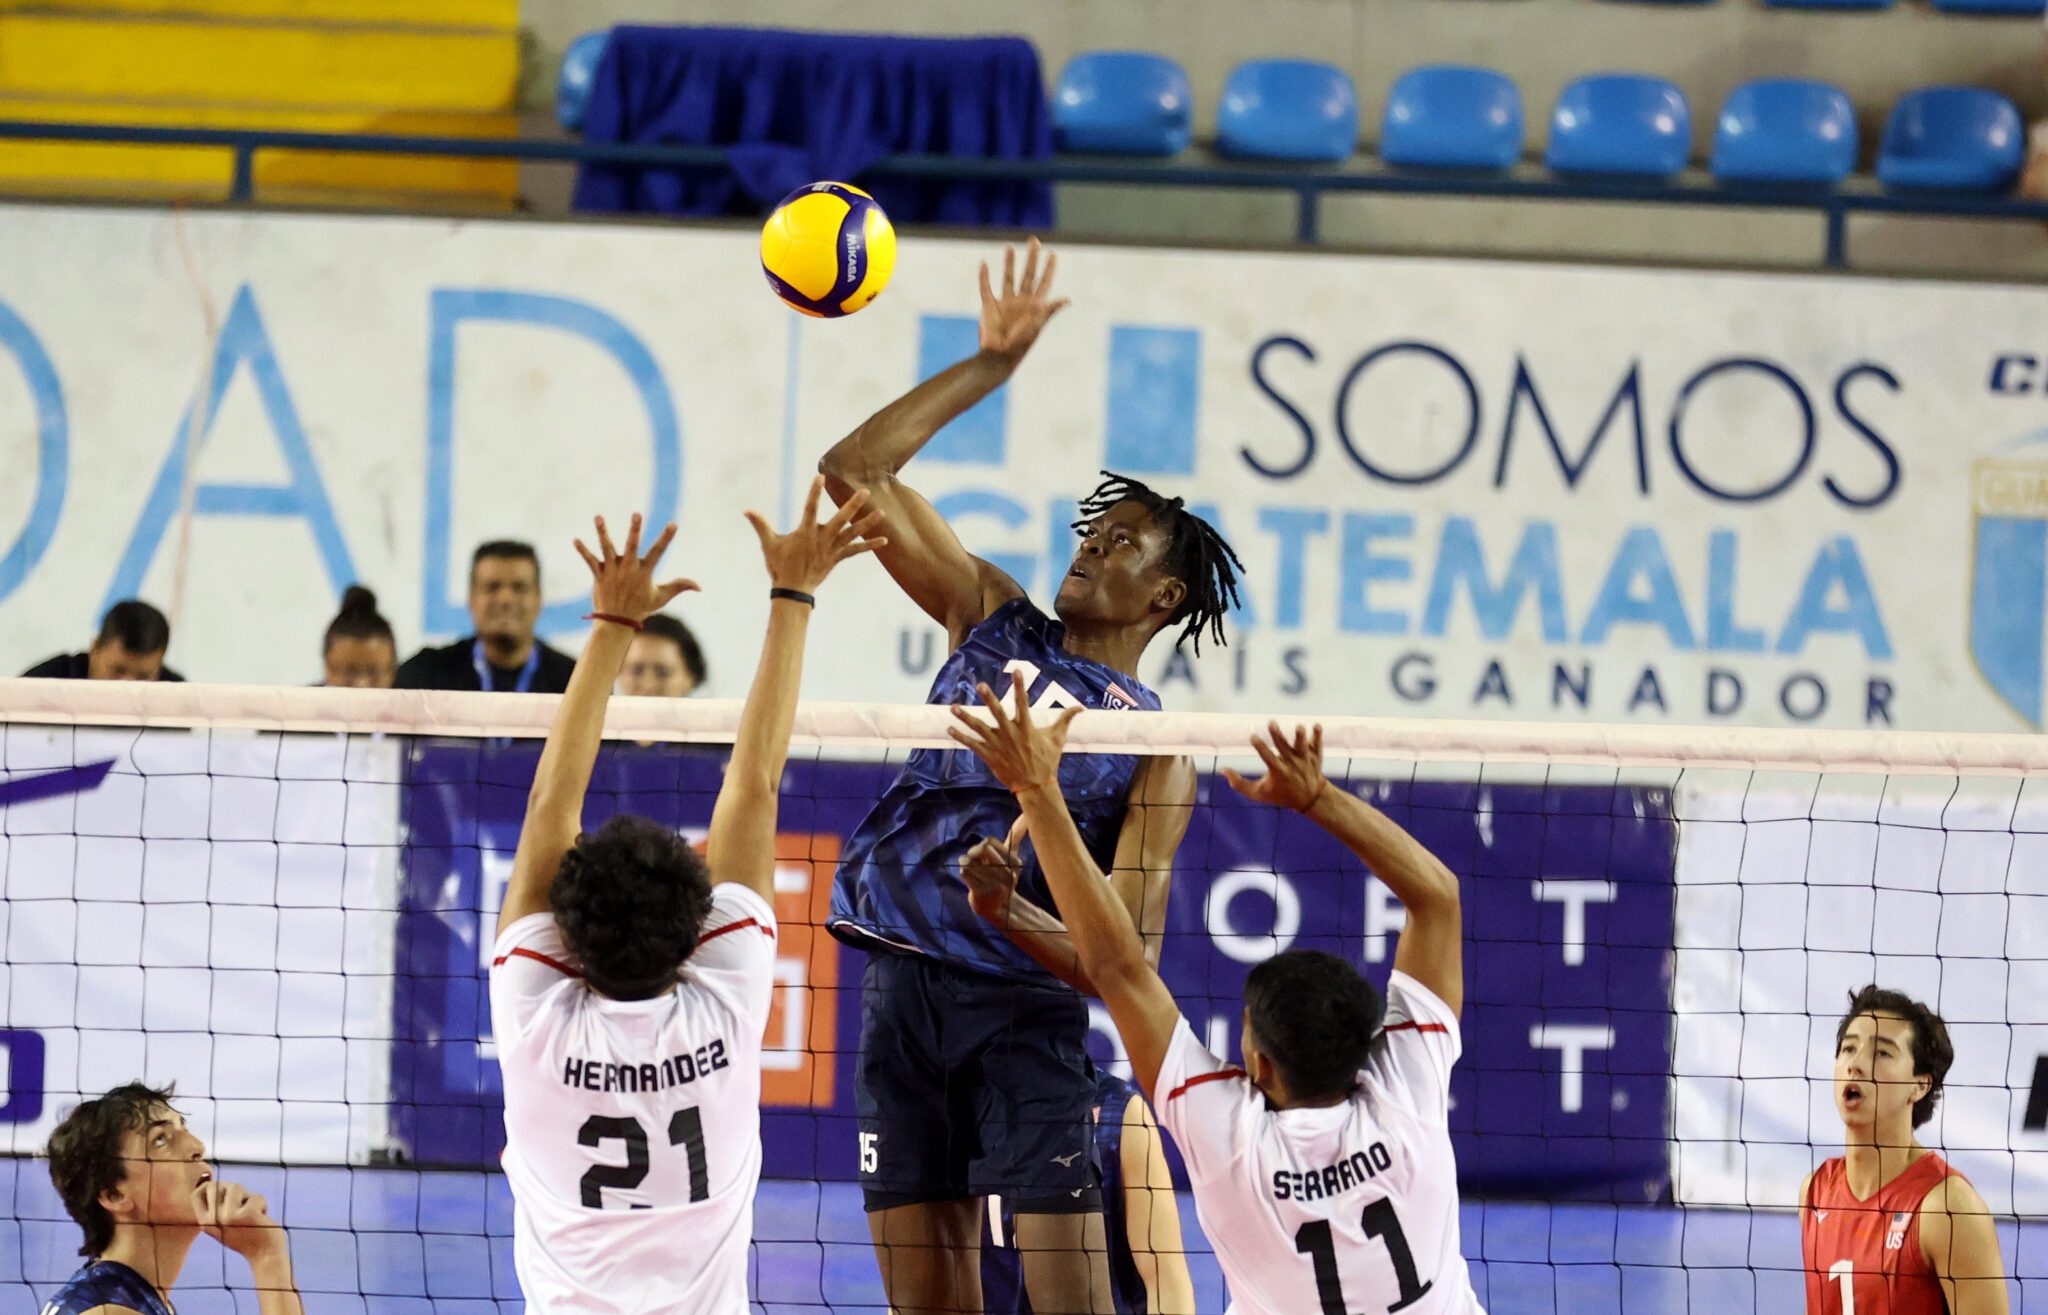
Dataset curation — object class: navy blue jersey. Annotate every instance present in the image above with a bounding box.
[828,598,1162,981]
[982,1070,1151,1315]
[40,1261,173,1315]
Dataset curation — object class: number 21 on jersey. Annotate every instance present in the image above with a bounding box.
[577,1109,708,1208]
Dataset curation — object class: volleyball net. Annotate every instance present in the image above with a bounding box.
[2,678,2044,1312]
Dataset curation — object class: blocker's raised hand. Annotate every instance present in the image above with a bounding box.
[1222,721,1331,814]
[948,670,1079,795]
[575,513,699,621]
[745,475,886,594]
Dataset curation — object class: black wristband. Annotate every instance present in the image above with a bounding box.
[770,587,816,607]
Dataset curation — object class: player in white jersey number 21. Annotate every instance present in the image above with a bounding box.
[951,680,1486,1315]
[490,483,883,1314]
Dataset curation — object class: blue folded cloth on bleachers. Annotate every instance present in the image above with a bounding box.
[572,24,1054,228]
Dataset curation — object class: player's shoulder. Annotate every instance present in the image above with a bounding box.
[1382,970,1458,1034]
[1917,1158,1986,1216]
[971,593,1051,640]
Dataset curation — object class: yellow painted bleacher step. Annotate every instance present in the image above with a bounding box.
[0,98,520,202]
[0,10,518,111]
[0,0,516,28]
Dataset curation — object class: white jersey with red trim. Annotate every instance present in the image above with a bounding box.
[489,883,778,1314]
[1154,970,1484,1315]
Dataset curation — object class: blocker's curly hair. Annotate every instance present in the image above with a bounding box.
[551,815,714,999]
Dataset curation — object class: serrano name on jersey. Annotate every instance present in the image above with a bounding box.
[1273,1141,1396,1201]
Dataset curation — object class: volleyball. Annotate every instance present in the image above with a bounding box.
[759,182,897,318]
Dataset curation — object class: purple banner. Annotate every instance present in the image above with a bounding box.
[393,745,1675,1200]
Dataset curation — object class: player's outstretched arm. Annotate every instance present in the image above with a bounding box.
[706,477,884,903]
[200,1178,305,1315]
[1225,724,1465,1017]
[499,516,697,935]
[817,238,1065,643]
[948,674,1182,1100]
[958,752,1192,992]
[1920,1174,2012,1315]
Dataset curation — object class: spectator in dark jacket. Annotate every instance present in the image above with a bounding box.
[22,600,184,682]
[394,540,574,693]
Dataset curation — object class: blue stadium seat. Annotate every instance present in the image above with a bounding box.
[1930,0,2044,12]
[1711,79,1857,184]
[1545,74,1691,178]
[1877,86,2024,192]
[556,30,610,133]
[1763,0,1895,9]
[1052,52,1193,156]
[1217,59,1359,163]
[1381,65,1524,169]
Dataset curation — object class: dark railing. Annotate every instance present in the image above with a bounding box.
[4,118,2047,268]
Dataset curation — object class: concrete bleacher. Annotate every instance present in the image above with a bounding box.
[0,0,521,207]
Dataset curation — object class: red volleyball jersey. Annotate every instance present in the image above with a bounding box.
[1803,1151,1961,1315]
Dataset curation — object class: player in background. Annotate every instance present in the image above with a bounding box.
[950,685,1485,1315]
[41,1082,304,1315]
[979,1066,1197,1315]
[819,237,1242,1315]
[1801,986,2010,1314]
[490,486,881,1314]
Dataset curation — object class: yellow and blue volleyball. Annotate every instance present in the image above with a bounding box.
[759,182,897,319]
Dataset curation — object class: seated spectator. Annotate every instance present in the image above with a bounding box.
[618,612,707,697]
[22,600,184,681]
[322,586,398,689]
[42,1081,304,1315]
[395,541,575,693]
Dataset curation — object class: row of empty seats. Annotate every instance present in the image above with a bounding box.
[1622,0,2039,10]
[555,37,2027,196]
[1061,57,2025,193]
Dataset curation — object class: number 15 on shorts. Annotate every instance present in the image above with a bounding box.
[860,1132,879,1174]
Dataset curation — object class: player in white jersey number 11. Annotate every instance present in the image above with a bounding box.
[951,679,1487,1315]
[489,483,883,1314]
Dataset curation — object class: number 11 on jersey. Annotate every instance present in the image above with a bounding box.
[1295,1199,1434,1314]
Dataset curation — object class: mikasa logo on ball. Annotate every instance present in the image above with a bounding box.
[845,231,863,282]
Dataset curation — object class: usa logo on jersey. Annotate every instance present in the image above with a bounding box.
[1886,1210,1912,1251]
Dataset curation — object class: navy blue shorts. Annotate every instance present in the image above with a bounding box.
[855,950,1102,1213]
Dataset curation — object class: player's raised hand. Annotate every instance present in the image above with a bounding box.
[1223,722,1331,814]
[745,476,886,595]
[960,815,1028,927]
[948,670,1080,795]
[978,236,1070,362]
[574,514,699,622]
[196,1178,288,1261]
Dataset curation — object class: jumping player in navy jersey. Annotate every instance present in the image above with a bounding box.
[980,1068,1197,1315]
[820,237,1243,1315]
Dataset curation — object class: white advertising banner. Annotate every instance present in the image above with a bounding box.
[0,725,399,1163]
[1,203,2046,729]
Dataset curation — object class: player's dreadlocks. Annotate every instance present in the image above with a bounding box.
[1074,471,1243,653]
